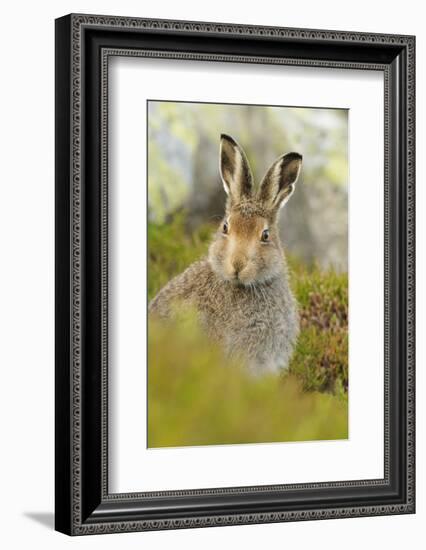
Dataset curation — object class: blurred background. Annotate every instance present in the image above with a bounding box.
[148,100,348,270]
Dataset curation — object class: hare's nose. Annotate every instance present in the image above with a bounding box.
[232,258,245,276]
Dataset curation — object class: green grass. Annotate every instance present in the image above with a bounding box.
[148,313,348,447]
[148,213,212,300]
[148,215,348,447]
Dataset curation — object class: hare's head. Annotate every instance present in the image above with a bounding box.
[208,134,302,286]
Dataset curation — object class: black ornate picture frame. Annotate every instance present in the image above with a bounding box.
[55,13,415,535]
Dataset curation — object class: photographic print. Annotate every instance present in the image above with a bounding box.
[56,15,415,534]
[147,100,349,448]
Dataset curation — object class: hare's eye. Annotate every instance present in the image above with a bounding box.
[261,229,270,242]
[223,221,229,234]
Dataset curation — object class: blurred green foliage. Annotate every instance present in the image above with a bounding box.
[148,216,349,448]
[148,213,212,300]
[148,313,347,448]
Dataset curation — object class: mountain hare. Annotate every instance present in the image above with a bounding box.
[149,134,302,375]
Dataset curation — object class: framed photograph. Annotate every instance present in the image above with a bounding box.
[55,14,415,535]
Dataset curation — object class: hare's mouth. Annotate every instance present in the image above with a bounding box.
[230,277,246,287]
[228,272,256,287]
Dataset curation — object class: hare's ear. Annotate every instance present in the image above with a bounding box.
[258,152,302,210]
[219,134,253,203]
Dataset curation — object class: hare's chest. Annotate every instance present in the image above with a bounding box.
[214,288,289,341]
[203,284,299,373]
